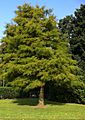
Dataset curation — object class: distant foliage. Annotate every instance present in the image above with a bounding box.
[45,80,85,104]
[59,4,85,81]
[0,87,19,99]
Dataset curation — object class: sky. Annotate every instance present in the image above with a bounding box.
[0,0,85,39]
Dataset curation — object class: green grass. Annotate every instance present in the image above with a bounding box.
[0,98,85,120]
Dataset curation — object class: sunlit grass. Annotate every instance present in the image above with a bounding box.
[0,98,85,120]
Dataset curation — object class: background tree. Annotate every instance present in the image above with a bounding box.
[0,3,81,106]
[59,4,85,81]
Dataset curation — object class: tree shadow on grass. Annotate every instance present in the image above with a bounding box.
[13,98,38,106]
[13,98,65,106]
[45,100,66,106]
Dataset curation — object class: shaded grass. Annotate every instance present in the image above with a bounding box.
[0,98,85,120]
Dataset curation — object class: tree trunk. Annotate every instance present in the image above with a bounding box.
[38,86,44,106]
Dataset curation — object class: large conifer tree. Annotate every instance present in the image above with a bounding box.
[0,3,80,106]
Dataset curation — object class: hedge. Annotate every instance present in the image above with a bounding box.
[0,87,19,99]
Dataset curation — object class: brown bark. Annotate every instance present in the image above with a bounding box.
[38,86,44,106]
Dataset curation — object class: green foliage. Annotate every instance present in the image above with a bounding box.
[0,87,19,99]
[59,4,85,81]
[46,80,85,104]
[58,4,85,103]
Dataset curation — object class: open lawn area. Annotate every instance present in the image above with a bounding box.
[0,98,85,120]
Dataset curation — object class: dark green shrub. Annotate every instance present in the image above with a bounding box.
[0,87,19,99]
[71,86,85,104]
[45,81,85,104]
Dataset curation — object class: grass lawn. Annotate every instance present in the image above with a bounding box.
[0,98,85,120]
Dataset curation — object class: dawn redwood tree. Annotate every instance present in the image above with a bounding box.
[0,3,80,106]
[59,4,85,81]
